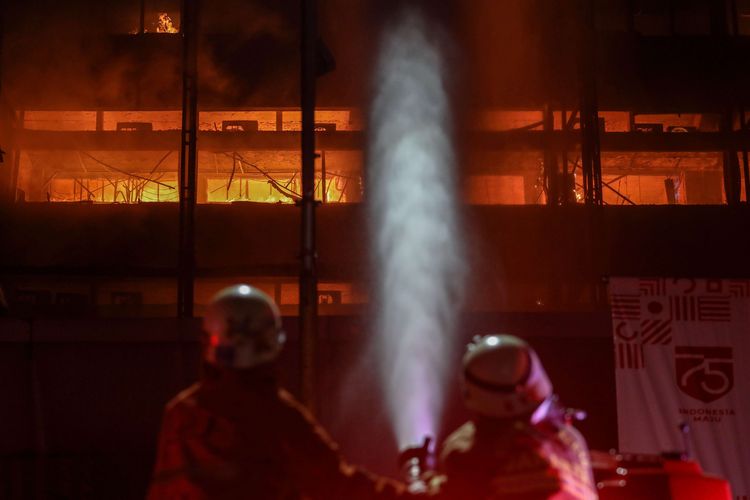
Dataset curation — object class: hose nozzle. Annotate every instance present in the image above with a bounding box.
[398,436,434,485]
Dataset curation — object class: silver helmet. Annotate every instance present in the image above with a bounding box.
[203,284,285,369]
[462,334,553,420]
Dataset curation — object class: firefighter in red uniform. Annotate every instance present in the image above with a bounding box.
[147,284,414,499]
[431,334,597,500]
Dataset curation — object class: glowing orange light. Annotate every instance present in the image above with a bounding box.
[156,13,178,34]
[205,176,347,204]
[48,178,178,203]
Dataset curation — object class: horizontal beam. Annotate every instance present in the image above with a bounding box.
[16,130,365,152]
[15,129,750,153]
[472,131,746,152]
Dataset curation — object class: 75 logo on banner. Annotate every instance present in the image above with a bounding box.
[674,346,734,403]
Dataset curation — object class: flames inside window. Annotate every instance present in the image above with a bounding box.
[156,13,178,34]
[12,110,737,206]
[48,177,179,203]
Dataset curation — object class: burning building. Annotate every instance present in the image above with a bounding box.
[3,1,747,313]
[0,0,749,497]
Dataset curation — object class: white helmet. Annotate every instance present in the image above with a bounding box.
[203,284,285,369]
[462,334,553,421]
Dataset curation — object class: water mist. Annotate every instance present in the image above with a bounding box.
[368,7,465,450]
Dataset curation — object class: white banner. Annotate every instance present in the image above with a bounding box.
[609,277,750,498]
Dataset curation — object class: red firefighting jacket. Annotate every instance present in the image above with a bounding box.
[147,368,409,500]
[434,416,597,500]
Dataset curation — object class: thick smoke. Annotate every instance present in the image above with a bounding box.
[2,0,299,109]
[368,7,465,449]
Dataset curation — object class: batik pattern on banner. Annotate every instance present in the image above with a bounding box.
[609,277,749,498]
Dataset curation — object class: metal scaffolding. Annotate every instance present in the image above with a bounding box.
[299,0,319,408]
[177,0,199,318]
[578,0,603,206]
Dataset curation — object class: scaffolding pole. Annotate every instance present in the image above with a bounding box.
[299,0,318,409]
[177,0,199,318]
[740,108,750,202]
[561,109,572,204]
[578,0,603,205]
[721,109,742,205]
[543,104,559,205]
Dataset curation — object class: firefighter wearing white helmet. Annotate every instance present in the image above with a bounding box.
[202,284,285,369]
[149,285,417,500]
[462,334,553,422]
[431,334,597,500]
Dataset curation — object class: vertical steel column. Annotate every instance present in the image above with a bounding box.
[177,0,199,318]
[740,108,750,202]
[578,0,603,205]
[0,114,13,202]
[561,109,570,204]
[9,148,20,201]
[543,104,558,205]
[139,0,146,34]
[10,111,25,202]
[721,109,741,204]
[0,9,8,203]
[715,0,741,204]
[321,150,327,204]
[299,0,318,408]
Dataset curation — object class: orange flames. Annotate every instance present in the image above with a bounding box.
[156,13,178,34]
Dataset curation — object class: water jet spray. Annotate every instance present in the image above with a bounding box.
[368,5,465,463]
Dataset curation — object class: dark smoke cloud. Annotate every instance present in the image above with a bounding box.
[2,0,468,110]
[2,0,547,109]
[2,0,302,109]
